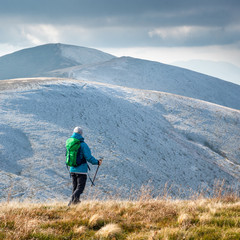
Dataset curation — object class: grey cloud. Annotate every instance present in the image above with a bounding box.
[55,24,240,48]
[0,0,240,48]
[0,25,24,44]
[1,0,239,27]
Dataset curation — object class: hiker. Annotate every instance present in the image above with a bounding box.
[66,127,102,206]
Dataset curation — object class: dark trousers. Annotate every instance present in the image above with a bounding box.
[70,173,87,203]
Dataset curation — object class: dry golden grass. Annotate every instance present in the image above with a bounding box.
[73,225,88,234]
[0,195,239,240]
[96,223,122,238]
[88,213,105,227]
[177,213,191,225]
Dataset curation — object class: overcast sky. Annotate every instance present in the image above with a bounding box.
[0,0,240,68]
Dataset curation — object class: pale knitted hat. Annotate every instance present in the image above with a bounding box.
[73,126,83,135]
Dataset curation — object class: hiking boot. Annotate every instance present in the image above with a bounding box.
[72,200,81,205]
[68,199,81,206]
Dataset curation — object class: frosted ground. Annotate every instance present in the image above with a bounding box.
[0,44,239,201]
[50,56,240,110]
[0,78,239,201]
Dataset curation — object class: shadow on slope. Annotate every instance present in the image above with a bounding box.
[0,124,33,175]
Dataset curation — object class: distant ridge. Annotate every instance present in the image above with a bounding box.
[172,59,240,86]
[0,43,115,80]
[1,43,240,110]
[52,56,240,110]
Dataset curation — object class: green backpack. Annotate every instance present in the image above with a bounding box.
[65,138,81,167]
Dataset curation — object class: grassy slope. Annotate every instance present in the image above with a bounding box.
[0,197,239,240]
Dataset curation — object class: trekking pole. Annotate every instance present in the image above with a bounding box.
[91,165,100,187]
[91,158,103,186]
[88,172,95,186]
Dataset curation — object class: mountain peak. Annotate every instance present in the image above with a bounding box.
[0,43,115,80]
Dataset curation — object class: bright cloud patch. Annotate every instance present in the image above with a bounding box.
[148,26,195,39]
[20,24,60,45]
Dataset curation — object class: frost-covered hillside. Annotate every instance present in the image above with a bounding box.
[51,57,240,110]
[0,43,115,80]
[1,44,239,111]
[0,78,239,201]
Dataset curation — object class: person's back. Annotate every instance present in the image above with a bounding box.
[66,127,102,206]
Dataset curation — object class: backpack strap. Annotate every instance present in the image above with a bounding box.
[68,141,80,150]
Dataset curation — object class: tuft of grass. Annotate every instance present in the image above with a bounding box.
[96,223,122,238]
[73,225,88,234]
[88,213,105,229]
[177,213,191,225]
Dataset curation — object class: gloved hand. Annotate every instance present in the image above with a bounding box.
[98,158,103,166]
